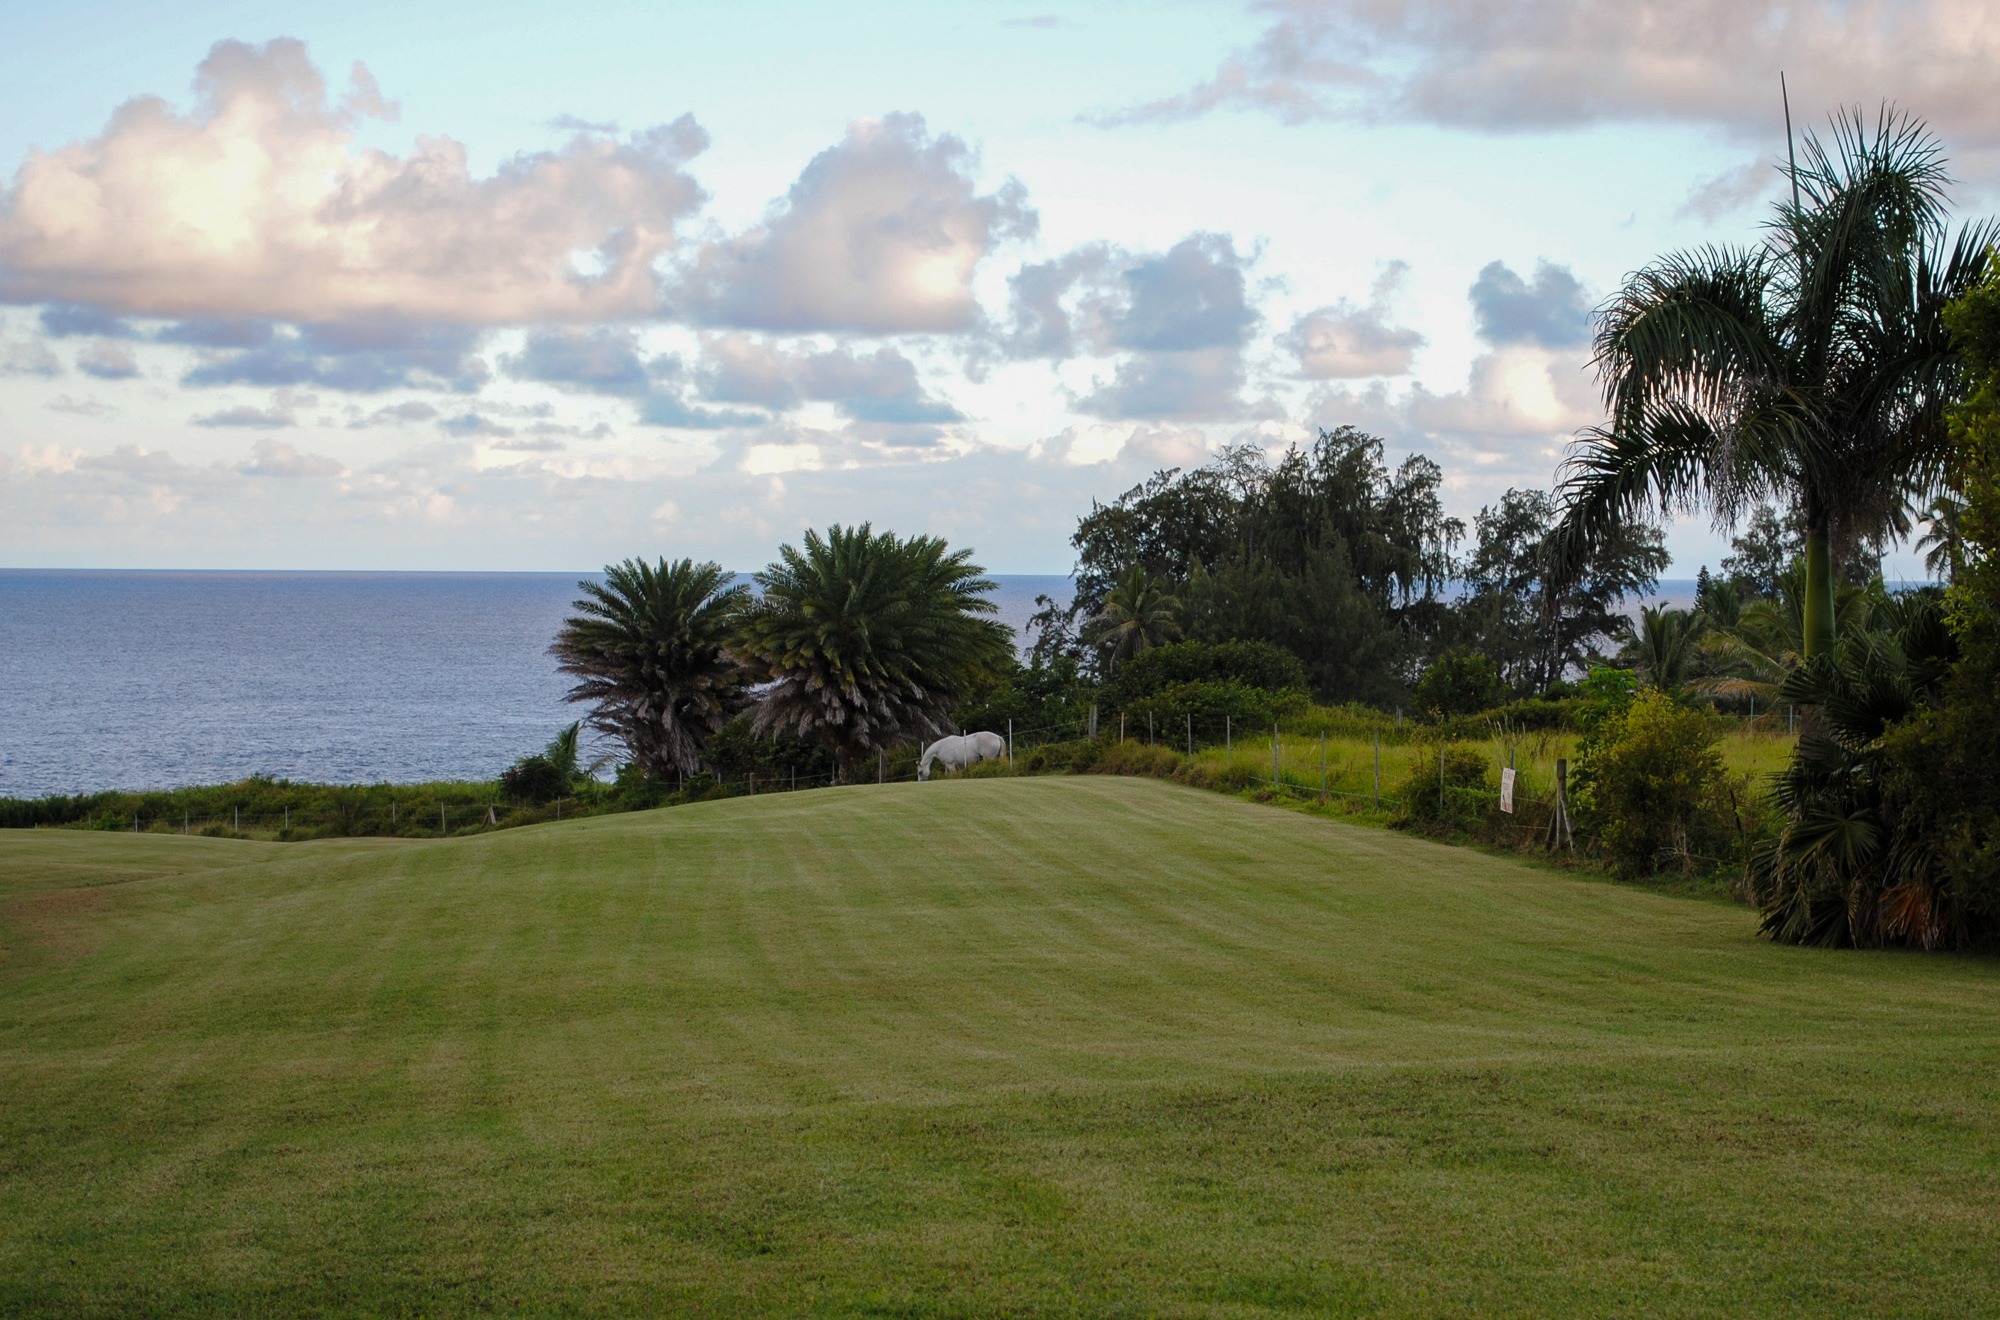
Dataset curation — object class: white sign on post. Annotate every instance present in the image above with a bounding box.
[1500,767,1517,814]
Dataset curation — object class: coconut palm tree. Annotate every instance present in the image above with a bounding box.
[551,558,749,779]
[1085,563,1182,671]
[735,524,1011,781]
[1554,108,1992,660]
[1623,605,1706,693]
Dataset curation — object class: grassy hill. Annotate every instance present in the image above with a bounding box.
[4,777,1998,1316]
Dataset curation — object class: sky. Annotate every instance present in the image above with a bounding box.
[1,0,1995,576]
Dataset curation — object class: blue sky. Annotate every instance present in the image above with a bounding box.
[2,0,1992,575]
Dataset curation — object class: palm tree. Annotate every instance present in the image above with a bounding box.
[1085,563,1182,671]
[551,559,748,780]
[1623,605,1705,692]
[734,524,1011,781]
[1555,108,1992,660]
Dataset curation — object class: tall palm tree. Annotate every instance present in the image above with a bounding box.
[734,524,1011,781]
[1555,109,1992,659]
[551,559,749,780]
[1085,563,1182,671]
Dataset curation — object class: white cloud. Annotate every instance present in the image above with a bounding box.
[676,113,1035,333]
[1281,261,1424,378]
[236,438,343,478]
[0,39,708,324]
[1103,0,2000,167]
[0,336,62,377]
[76,339,139,380]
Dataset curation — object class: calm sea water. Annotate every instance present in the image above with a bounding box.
[1,570,1696,797]
[0,571,1074,797]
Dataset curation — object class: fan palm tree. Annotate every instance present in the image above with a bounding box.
[1554,108,1992,660]
[1085,563,1182,671]
[734,524,1011,781]
[551,558,749,780]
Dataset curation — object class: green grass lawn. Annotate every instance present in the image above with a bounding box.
[4,777,1998,1316]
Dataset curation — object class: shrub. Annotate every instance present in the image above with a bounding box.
[1573,689,1734,876]
[501,754,568,804]
[1412,647,1503,717]
[1106,640,1308,706]
[1124,679,1311,733]
[1394,742,1493,831]
[1086,742,1183,779]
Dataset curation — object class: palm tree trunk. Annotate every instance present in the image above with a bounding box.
[1803,525,1837,660]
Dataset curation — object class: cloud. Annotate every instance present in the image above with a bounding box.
[193,404,293,428]
[501,326,659,396]
[0,39,709,324]
[636,393,763,430]
[0,337,62,377]
[47,395,116,417]
[438,412,516,438]
[1281,260,1424,378]
[1469,260,1593,348]
[1042,421,1211,467]
[1076,346,1250,421]
[39,304,137,338]
[1002,233,1256,360]
[182,320,489,392]
[1677,157,1783,221]
[1001,15,1066,28]
[76,339,139,380]
[236,437,341,478]
[697,335,962,422]
[1097,0,2000,161]
[157,318,275,348]
[676,113,1035,333]
[347,400,442,428]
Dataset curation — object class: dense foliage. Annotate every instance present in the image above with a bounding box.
[551,559,748,780]
[735,524,1013,780]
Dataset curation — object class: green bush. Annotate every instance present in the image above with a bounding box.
[1394,742,1493,831]
[1124,679,1310,733]
[1573,689,1734,876]
[1106,640,1308,706]
[1412,647,1503,717]
[501,754,568,804]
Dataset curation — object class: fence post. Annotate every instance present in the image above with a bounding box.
[390,799,396,826]
[879,750,885,784]
[1090,703,1098,739]
[234,805,240,832]
[284,806,289,832]
[1225,715,1231,758]
[749,774,755,796]
[1439,742,1445,815]
[1148,712,1154,746]
[1273,722,1280,788]
[1320,734,1326,795]
[1372,735,1380,809]
[792,766,797,792]
[1187,713,1192,757]
[1008,718,1014,765]
[440,804,446,836]
[1120,713,1125,743]
[1549,758,1574,852]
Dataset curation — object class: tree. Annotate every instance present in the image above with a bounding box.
[1083,564,1181,670]
[1555,109,1992,659]
[1457,488,1666,694]
[552,559,748,780]
[735,524,1012,781]
[1411,646,1503,717]
[1622,605,1705,693]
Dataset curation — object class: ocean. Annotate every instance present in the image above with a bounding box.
[0,570,1072,797]
[0,570,1694,797]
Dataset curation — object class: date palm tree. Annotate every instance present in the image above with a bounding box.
[1555,108,1992,660]
[735,524,1011,781]
[551,558,748,780]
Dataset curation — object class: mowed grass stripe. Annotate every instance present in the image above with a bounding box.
[3,776,1999,1316]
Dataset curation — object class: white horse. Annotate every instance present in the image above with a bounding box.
[918,731,1007,781]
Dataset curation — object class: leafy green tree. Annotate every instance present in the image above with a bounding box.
[1875,265,2000,947]
[1084,564,1181,670]
[552,559,749,780]
[1456,488,1667,694]
[1555,109,1992,659]
[736,524,1011,781]
[1411,646,1503,718]
[1574,689,1735,876]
